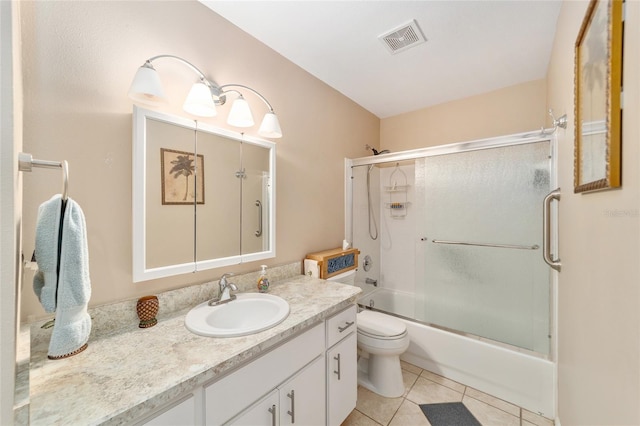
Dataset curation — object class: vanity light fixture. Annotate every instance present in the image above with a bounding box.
[226,93,254,127]
[128,54,282,138]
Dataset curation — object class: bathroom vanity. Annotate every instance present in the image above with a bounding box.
[27,277,361,425]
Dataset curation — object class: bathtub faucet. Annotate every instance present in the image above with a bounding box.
[365,278,378,287]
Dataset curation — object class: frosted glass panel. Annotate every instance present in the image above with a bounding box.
[418,141,550,353]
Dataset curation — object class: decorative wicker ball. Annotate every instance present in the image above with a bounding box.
[136,295,159,328]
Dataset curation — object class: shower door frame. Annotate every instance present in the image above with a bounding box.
[344,130,559,358]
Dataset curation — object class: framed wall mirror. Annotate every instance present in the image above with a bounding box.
[133,106,276,282]
[574,0,623,193]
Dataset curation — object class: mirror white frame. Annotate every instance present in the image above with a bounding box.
[133,106,276,282]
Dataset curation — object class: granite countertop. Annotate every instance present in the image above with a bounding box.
[28,276,361,425]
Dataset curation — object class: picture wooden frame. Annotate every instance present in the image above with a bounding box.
[160,148,205,205]
[574,0,623,193]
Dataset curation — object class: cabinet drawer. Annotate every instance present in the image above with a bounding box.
[326,305,357,348]
[137,394,196,426]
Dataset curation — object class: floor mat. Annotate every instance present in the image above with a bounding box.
[419,402,482,426]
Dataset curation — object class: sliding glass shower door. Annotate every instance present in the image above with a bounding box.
[416,141,551,354]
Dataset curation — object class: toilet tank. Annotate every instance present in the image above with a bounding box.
[326,269,356,285]
[305,247,359,279]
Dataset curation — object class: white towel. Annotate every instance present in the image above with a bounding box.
[33,195,63,312]
[33,194,92,358]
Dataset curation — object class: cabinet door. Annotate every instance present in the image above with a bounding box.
[327,333,357,426]
[279,356,326,426]
[228,390,279,426]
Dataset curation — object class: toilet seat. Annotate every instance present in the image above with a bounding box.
[358,328,408,341]
[357,310,407,338]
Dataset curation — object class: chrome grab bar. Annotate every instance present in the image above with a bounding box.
[543,188,561,271]
[431,239,539,250]
[255,200,262,237]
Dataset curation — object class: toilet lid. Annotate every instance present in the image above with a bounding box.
[357,310,407,338]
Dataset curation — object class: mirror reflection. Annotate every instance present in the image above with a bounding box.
[241,143,271,256]
[195,131,241,262]
[133,107,275,282]
[145,118,196,270]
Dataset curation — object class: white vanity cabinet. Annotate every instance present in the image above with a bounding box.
[227,390,279,425]
[229,356,325,425]
[326,305,358,426]
[137,393,199,426]
[139,304,358,426]
[205,322,326,425]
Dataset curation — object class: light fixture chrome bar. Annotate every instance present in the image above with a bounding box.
[145,54,223,97]
[130,54,283,137]
[431,239,540,250]
[219,83,275,111]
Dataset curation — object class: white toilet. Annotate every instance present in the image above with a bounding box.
[328,270,410,398]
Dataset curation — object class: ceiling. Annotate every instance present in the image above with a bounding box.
[201,1,562,118]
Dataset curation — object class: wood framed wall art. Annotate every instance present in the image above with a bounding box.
[161,148,205,205]
[574,0,623,193]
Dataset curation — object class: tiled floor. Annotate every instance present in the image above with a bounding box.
[342,361,554,426]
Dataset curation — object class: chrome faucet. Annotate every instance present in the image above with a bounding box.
[208,273,238,306]
[365,278,378,287]
[219,273,238,301]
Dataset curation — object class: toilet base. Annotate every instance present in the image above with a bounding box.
[357,355,405,398]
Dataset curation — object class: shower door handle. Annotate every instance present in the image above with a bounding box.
[543,189,561,272]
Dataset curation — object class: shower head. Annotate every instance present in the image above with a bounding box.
[365,144,391,156]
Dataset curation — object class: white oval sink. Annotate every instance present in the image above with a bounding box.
[185,293,290,337]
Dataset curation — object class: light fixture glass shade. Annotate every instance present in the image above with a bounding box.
[183,82,217,117]
[128,65,166,106]
[227,96,255,127]
[258,112,283,138]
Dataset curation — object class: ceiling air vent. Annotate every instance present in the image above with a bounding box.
[378,19,426,55]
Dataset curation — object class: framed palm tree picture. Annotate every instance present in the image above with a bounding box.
[160,148,205,205]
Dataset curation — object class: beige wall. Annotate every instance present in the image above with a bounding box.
[380,78,547,151]
[19,1,379,320]
[547,1,640,425]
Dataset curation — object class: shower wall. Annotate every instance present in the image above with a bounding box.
[378,164,416,294]
[352,165,380,290]
[352,162,417,296]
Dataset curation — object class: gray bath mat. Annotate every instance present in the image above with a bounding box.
[419,402,481,426]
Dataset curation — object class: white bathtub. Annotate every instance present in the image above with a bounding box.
[357,288,555,418]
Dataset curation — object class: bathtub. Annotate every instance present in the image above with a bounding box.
[357,288,555,418]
